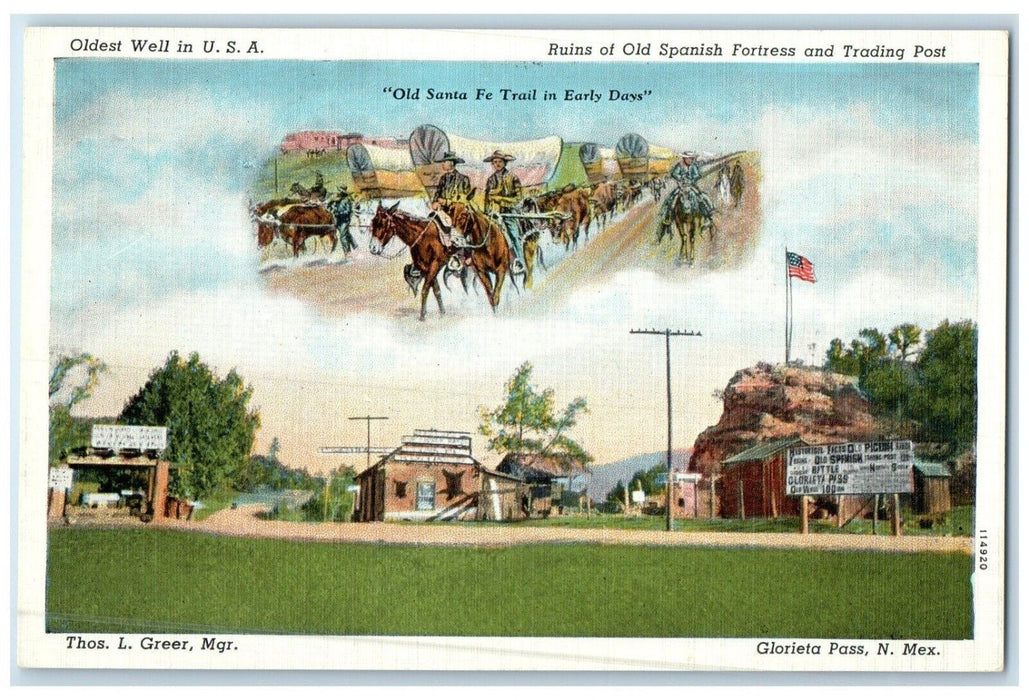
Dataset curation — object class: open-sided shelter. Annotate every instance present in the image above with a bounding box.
[494,452,589,516]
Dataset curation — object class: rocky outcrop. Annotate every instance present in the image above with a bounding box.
[689,362,881,476]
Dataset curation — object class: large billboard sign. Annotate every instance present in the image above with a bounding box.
[90,424,168,452]
[786,441,915,496]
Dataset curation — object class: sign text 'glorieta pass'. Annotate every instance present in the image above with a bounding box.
[786,441,914,496]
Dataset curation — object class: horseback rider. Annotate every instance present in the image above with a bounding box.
[328,184,357,253]
[309,171,328,202]
[658,151,712,240]
[434,151,472,203]
[428,198,473,263]
[483,150,527,274]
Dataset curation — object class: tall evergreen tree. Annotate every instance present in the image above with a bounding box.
[119,351,261,499]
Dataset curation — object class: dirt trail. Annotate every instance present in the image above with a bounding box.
[257,157,763,319]
[158,505,972,555]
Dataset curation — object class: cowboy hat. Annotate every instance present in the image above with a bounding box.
[439,151,465,164]
[484,150,515,163]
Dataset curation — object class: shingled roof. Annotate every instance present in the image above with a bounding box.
[495,452,585,481]
[721,436,806,467]
[363,429,480,474]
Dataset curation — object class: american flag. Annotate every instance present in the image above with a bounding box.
[786,251,816,283]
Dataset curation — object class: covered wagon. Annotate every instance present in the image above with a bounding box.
[615,133,677,181]
[408,123,567,200]
[346,141,423,200]
[578,142,622,185]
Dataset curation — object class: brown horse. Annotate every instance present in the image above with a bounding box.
[369,203,448,321]
[254,200,336,257]
[664,190,714,265]
[439,201,511,312]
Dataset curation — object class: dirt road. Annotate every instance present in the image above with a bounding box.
[160,505,971,555]
[258,156,764,319]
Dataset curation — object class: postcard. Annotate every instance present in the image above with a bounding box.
[17,26,1008,672]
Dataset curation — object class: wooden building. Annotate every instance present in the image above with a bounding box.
[718,437,805,519]
[354,429,484,522]
[912,460,952,514]
[494,452,589,516]
[479,467,529,521]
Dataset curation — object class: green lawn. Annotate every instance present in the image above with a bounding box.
[47,529,971,639]
[420,506,974,537]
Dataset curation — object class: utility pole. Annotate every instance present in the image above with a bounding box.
[349,415,389,471]
[319,415,391,469]
[630,328,702,532]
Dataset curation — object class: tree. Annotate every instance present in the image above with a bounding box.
[861,360,916,422]
[825,338,860,376]
[478,361,592,465]
[119,351,261,499]
[910,320,977,449]
[824,320,976,450]
[49,352,108,466]
[604,464,664,506]
[888,323,922,360]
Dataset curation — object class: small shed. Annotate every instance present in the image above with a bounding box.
[494,452,589,516]
[354,429,482,522]
[670,471,703,519]
[479,468,529,521]
[912,460,952,514]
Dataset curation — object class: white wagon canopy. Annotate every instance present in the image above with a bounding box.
[409,123,564,196]
[346,141,422,200]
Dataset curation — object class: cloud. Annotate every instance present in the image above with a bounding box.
[49,76,983,465]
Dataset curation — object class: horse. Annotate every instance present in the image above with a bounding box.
[660,187,714,265]
[438,201,511,312]
[369,203,449,321]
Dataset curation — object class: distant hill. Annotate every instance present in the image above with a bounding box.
[587,448,692,500]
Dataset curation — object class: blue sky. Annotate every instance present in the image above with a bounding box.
[49,57,982,466]
[56,59,978,147]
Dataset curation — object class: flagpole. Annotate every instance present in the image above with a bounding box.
[785,248,791,364]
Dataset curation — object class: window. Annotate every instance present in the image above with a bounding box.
[394,480,407,498]
[416,481,436,511]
